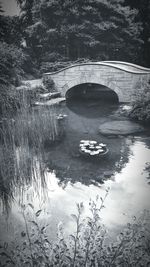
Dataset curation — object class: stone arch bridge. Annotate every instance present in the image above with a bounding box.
[44,61,150,102]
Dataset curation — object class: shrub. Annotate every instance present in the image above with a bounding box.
[42,75,56,92]
[0,194,150,266]
[0,41,29,115]
[0,85,19,115]
[0,42,27,86]
[129,81,150,124]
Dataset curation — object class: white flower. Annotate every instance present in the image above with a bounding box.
[98,149,104,153]
[99,143,106,147]
[89,141,97,144]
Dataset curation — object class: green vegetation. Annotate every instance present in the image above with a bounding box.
[0,0,150,114]
[0,93,63,212]
[42,76,57,92]
[0,195,150,266]
[0,3,24,114]
[129,81,150,124]
[17,0,143,73]
[125,0,150,66]
[0,1,150,265]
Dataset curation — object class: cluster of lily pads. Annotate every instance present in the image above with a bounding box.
[79,140,108,156]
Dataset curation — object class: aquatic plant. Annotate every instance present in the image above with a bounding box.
[0,92,64,212]
[0,193,149,267]
[79,140,108,157]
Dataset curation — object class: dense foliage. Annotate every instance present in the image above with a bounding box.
[125,0,150,66]
[129,81,150,124]
[0,0,150,111]
[17,0,143,72]
[0,3,33,114]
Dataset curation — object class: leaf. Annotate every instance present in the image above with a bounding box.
[29,220,38,228]
[28,203,34,210]
[65,255,72,262]
[35,209,42,217]
[78,223,83,231]
[21,204,26,210]
[44,238,50,245]
[41,226,45,233]
[21,231,26,237]
[4,242,8,250]
[34,240,41,245]
[24,261,30,265]
[71,214,78,222]
[70,234,76,241]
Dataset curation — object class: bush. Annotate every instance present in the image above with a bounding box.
[129,81,150,124]
[0,195,150,266]
[42,75,56,92]
[0,42,27,86]
[0,41,29,115]
[0,85,19,115]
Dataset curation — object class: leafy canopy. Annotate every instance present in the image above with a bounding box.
[18,0,143,71]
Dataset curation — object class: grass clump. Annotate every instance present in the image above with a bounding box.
[0,92,65,212]
[0,193,149,267]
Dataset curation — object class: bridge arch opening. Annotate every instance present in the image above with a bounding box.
[66,83,119,103]
[66,83,119,118]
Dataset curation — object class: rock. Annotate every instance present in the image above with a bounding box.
[99,120,145,136]
[38,92,61,101]
[34,97,66,107]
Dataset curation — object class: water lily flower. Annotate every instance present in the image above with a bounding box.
[98,149,104,153]
[99,143,106,147]
[89,141,97,144]
[79,144,85,147]
[90,152,95,155]
[84,149,90,153]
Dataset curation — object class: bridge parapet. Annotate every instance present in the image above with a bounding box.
[44,61,150,102]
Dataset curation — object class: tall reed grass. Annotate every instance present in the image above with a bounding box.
[0,90,63,212]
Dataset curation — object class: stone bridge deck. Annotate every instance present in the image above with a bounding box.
[44,61,150,102]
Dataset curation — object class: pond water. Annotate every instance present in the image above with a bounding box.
[0,97,150,243]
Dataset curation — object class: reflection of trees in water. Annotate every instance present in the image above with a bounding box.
[46,137,132,187]
[50,91,132,186]
[141,137,150,184]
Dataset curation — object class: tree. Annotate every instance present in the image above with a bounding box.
[17,0,143,71]
[16,0,34,28]
[125,0,150,66]
[0,3,29,114]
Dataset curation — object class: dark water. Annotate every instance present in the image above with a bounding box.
[45,101,127,185]
[0,98,150,242]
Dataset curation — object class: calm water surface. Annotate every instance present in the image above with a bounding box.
[0,99,150,241]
